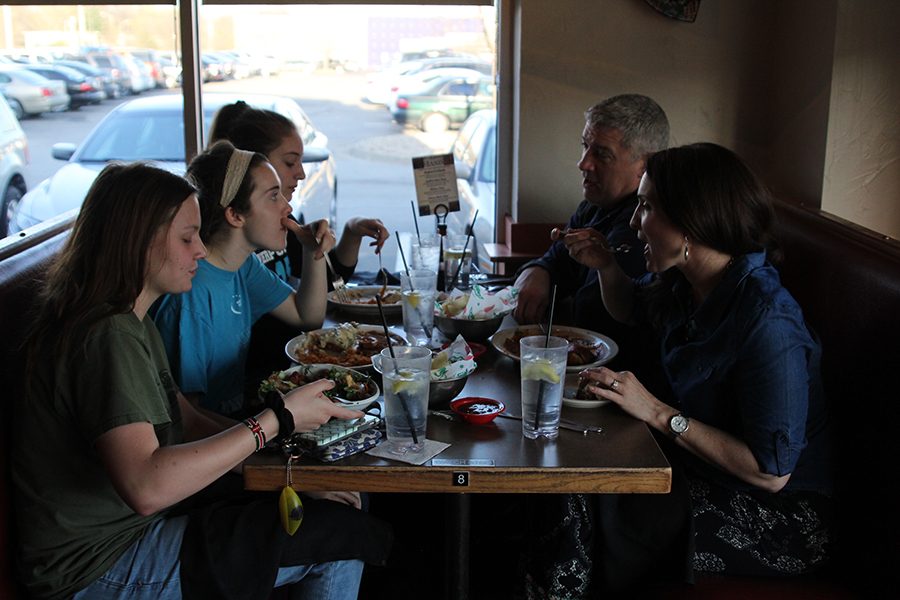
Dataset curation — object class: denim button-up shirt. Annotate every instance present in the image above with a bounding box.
[636,251,832,493]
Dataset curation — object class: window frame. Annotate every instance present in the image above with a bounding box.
[0,0,510,252]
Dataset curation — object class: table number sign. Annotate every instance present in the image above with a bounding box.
[412,153,460,216]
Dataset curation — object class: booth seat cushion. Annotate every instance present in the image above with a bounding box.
[0,229,70,599]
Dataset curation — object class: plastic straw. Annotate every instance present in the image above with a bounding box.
[447,210,478,291]
[532,284,558,432]
[410,201,422,244]
[375,296,419,445]
[396,230,411,279]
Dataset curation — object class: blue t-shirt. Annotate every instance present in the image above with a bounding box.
[154,255,293,415]
[636,251,832,493]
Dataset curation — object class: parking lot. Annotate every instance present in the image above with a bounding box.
[17,69,458,273]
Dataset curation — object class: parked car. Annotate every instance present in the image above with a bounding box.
[128,48,166,88]
[364,56,492,105]
[53,59,112,100]
[0,94,28,237]
[9,93,337,234]
[120,52,154,93]
[0,65,69,118]
[391,72,494,133]
[79,51,131,97]
[386,67,489,116]
[23,64,104,108]
[445,109,496,273]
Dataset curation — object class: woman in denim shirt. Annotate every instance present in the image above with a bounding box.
[526,143,833,597]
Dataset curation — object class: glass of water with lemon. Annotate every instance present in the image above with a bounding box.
[400,268,437,347]
[372,346,432,454]
[520,336,569,439]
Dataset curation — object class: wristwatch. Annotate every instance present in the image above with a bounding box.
[668,413,690,437]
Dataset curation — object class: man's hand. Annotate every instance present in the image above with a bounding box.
[513,267,551,324]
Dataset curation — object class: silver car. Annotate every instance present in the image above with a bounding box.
[0,94,28,237]
[9,93,337,233]
[445,109,496,274]
[0,65,70,118]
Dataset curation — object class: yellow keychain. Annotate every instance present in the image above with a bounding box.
[279,450,303,535]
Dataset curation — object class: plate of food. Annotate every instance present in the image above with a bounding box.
[489,325,618,373]
[259,364,379,411]
[562,373,611,408]
[327,285,402,317]
[285,322,408,369]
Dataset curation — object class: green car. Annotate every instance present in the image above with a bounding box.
[391,71,495,133]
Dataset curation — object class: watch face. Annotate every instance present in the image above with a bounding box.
[670,414,689,434]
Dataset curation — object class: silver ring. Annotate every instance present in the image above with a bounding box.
[610,379,620,391]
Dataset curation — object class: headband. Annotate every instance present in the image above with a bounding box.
[220,148,255,208]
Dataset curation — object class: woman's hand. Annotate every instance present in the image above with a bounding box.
[282,379,363,432]
[579,366,669,425]
[285,218,336,260]
[555,227,617,271]
[304,490,362,509]
[345,218,389,253]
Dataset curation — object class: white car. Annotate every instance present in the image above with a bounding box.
[445,109,496,274]
[0,94,28,238]
[364,56,492,106]
[10,93,337,233]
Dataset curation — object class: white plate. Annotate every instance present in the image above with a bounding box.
[489,325,618,373]
[562,374,611,408]
[259,364,380,411]
[327,285,402,317]
[285,324,407,370]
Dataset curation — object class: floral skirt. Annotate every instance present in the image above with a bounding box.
[523,468,833,599]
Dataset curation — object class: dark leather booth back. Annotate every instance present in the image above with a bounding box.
[774,201,900,586]
[0,230,70,599]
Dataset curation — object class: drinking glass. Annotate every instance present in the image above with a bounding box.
[411,233,441,288]
[400,268,437,347]
[372,346,432,454]
[519,335,568,439]
[443,234,473,291]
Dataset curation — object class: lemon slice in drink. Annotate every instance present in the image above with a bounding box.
[521,360,561,384]
[391,371,420,394]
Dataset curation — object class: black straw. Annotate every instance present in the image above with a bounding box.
[376,296,419,445]
[532,284,558,433]
[411,201,422,244]
[396,230,411,279]
[447,210,478,291]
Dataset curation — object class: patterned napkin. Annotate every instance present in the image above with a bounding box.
[435,284,518,320]
[431,335,477,381]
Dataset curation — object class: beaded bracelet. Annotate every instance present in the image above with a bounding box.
[264,391,296,443]
[242,416,267,452]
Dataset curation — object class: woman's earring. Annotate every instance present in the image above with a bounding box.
[683,236,690,262]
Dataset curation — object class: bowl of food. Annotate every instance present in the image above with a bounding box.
[450,396,505,425]
[429,373,469,407]
[259,364,380,411]
[434,313,505,343]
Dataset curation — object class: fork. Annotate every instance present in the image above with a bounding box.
[322,251,351,304]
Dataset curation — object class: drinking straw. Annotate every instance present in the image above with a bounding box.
[395,232,433,339]
[447,210,479,291]
[532,284,558,432]
[376,296,419,445]
[395,230,411,279]
[410,201,422,244]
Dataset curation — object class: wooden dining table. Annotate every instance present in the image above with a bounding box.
[242,311,672,598]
